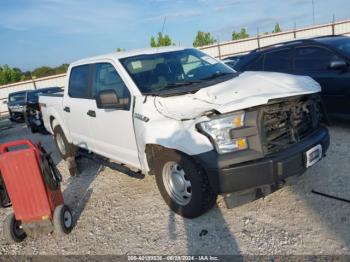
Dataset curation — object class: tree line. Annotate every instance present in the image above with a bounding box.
[149,23,282,47]
[0,64,69,86]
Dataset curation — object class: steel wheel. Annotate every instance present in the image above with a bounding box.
[63,209,72,229]
[162,161,192,206]
[55,132,66,156]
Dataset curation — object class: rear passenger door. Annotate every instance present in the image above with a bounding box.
[63,64,96,149]
[88,62,140,169]
[293,46,350,116]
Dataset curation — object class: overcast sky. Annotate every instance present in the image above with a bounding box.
[1,0,350,70]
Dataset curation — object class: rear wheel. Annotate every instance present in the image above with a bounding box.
[53,205,73,235]
[3,213,26,243]
[53,125,76,160]
[153,149,217,218]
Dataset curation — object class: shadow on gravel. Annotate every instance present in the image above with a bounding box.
[289,121,350,249]
[185,205,240,254]
[62,158,102,227]
[168,206,240,254]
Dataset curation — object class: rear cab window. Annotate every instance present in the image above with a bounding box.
[68,65,90,98]
[9,92,26,102]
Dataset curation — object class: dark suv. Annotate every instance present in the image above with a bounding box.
[24,87,62,133]
[7,90,28,122]
[228,35,350,119]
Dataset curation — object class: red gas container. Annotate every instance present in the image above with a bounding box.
[0,140,73,242]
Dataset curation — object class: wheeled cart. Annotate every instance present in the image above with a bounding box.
[0,140,72,242]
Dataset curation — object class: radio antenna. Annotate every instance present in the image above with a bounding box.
[156,16,167,53]
[161,16,167,36]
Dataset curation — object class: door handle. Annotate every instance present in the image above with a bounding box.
[87,110,96,117]
[64,106,70,113]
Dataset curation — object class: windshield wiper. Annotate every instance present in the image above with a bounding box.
[202,72,235,81]
[164,81,201,88]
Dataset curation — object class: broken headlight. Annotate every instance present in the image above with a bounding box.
[198,112,247,154]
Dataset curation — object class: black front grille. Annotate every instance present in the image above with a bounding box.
[261,95,322,154]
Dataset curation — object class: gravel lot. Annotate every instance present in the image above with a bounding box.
[0,120,350,255]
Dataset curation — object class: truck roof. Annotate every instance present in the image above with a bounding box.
[71,46,187,66]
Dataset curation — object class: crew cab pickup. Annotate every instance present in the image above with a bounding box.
[40,47,329,218]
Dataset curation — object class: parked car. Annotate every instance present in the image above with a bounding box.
[231,35,350,119]
[40,47,329,218]
[6,90,28,122]
[24,87,63,133]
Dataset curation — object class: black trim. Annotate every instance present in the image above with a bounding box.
[193,127,329,194]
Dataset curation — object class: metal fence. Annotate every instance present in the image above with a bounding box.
[199,19,350,58]
[1,19,350,116]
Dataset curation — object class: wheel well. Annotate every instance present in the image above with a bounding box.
[50,116,56,131]
[145,144,198,176]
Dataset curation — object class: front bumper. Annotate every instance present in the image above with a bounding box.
[193,127,329,194]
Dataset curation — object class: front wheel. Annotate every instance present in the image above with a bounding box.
[53,205,73,235]
[53,125,76,160]
[3,213,27,243]
[154,149,217,218]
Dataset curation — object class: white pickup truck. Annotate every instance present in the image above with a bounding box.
[40,47,329,218]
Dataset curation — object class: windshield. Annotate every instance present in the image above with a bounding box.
[322,38,350,57]
[120,49,236,96]
[9,92,26,102]
[27,88,61,103]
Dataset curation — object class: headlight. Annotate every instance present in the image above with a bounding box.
[198,112,247,154]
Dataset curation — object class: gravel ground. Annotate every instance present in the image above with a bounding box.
[0,120,350,255]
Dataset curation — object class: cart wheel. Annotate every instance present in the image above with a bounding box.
[3,213,27,243]
[53,205,73,235]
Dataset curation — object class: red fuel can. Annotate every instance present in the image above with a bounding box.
[0,140,73,242]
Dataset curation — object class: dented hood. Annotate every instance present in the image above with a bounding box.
[154,71,321,120]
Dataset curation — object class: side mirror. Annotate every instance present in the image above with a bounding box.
[96,89,129,109]
[329,60,348,70]
[3,100,7,104]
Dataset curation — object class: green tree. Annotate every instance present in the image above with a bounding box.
[193,31,216,47]
[272,23,282,33]
[116,48,124,52]
[0,65,24,85]
[54,64,69,74]
[232,28,250,40]
[150,32,172,47]
[32,66,55,78]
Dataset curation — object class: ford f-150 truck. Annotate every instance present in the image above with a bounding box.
[40,47,329,218]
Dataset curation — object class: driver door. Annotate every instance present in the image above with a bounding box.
[87,62,140,169]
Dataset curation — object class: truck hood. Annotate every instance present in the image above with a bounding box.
[154,71,321,120]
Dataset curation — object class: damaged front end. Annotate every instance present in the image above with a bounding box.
[260,94,326,155]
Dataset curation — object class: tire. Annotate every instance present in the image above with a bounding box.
[30,125,38,133]
[3,213,26,243]
[8,111,15,123]
[153,149,217,218]
[53,205,73,235]
[53,125,76,160]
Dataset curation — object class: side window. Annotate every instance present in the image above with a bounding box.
[181,55,202,74]
[294,46,339,71]
[92,63,131,107]
[68,65,90,98]
[263,49,292,72]
[244,56,263,71]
